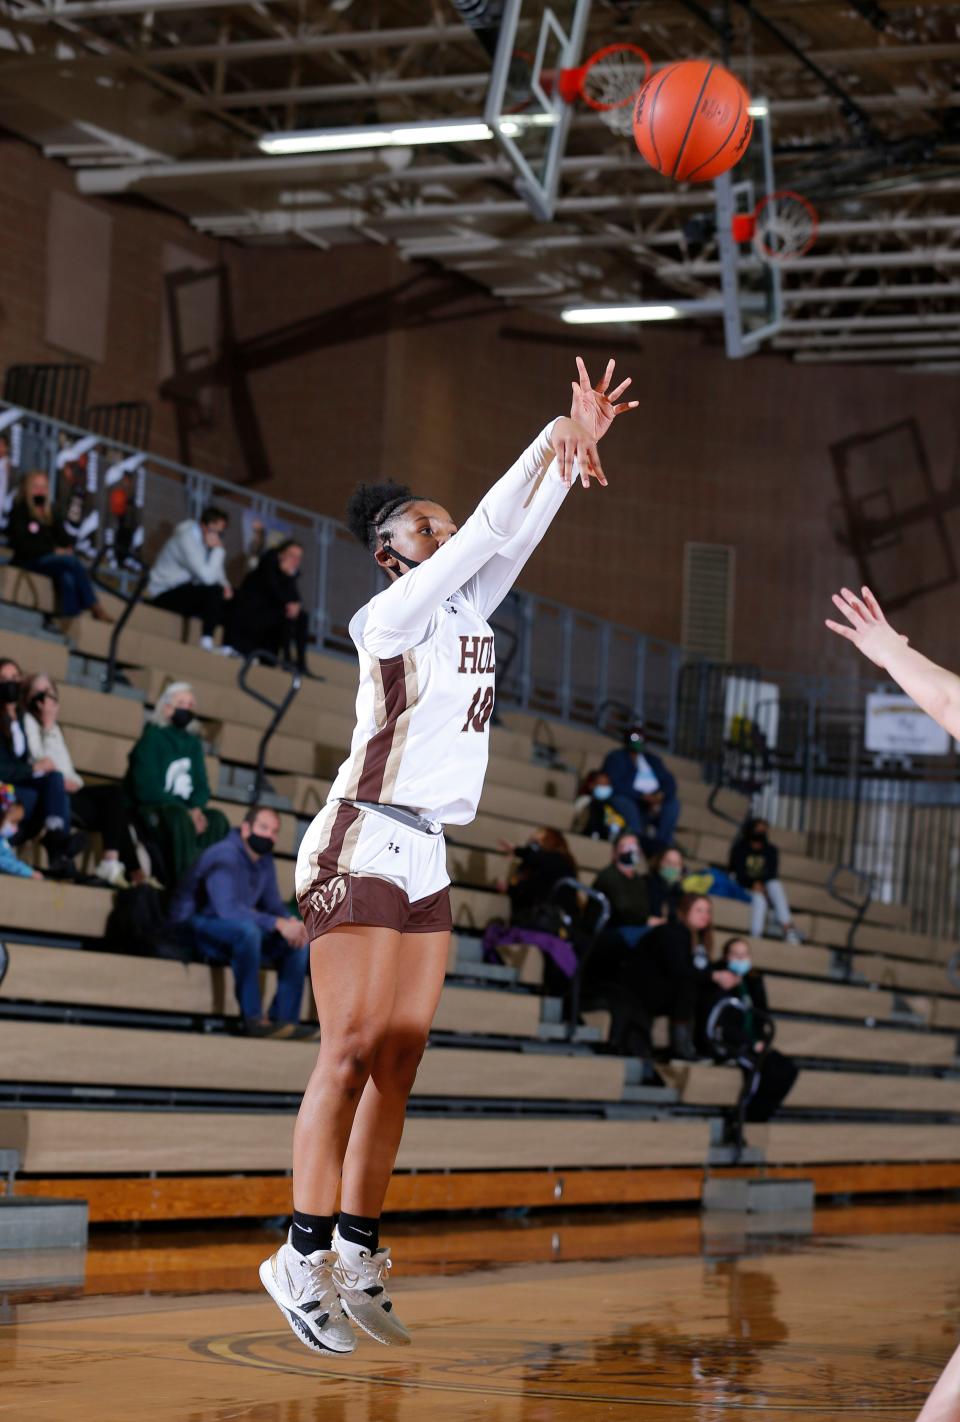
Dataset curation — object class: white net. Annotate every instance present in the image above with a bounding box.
[581,49,648,134]
[753,194,817,263]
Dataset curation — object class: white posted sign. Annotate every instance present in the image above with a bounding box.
[865,693,950,756]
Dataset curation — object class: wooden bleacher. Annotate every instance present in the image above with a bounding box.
[2,565,959,1223]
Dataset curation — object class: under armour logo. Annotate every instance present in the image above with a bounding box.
[310,875,347,917]
[386,841,401,855]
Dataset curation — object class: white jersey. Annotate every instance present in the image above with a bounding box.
[324,420,572,825]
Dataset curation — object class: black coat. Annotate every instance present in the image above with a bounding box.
[227,549,302,655]
[0,716,34,786]
[644,870,682,920]
[507,845,575,928]
[729,837,779,887]
[8,501,73,564]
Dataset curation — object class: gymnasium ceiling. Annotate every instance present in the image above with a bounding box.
[0,0,958,369]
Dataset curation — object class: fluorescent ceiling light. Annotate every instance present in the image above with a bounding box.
[562,304,681,324]
[747,102,769,117]
[259,119,494,156]
[498,114,560,137]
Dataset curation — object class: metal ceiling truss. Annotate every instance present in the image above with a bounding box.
[1,0,958,366]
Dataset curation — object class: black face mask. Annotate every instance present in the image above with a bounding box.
[0,680,20,705]
[381,543,422,572]
[170,707,193,730]
[618,850,639,867]
[247,832,274,857]
[32,493,47,508]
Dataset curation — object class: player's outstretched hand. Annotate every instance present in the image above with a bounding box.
[570,356,639,443]
[550,415,606,489]
[825,586,909,669]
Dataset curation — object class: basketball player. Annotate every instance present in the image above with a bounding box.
[828,584,960,1421]
[260,359,638,1354]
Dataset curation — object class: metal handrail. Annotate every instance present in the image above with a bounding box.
[596,698,635,739]
[549,877,611,1041]
[706,997,777,1164]
[89,549,150,694]
[826,862,873,980]
[237,651,303,805]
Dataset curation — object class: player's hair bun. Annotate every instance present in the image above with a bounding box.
[346,481,416,548]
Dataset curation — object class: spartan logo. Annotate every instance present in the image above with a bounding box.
[309,875,347,918]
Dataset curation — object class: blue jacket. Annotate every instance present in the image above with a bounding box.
[601,746,677,803]
[0,837,34,878]
[169,828,289,933]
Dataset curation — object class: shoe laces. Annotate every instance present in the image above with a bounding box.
[293,1250,342,1312]
[336,1246,392,1294]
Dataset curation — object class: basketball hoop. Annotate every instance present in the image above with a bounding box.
[558,43,652,135]
[731,190,819,263]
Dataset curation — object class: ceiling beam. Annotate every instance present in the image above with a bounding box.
[138,24,476,65]
[659,250,960,278]
[780,314,960,331]
[775,330,960,348]
[791,346,960,361]
[782,282,960,303]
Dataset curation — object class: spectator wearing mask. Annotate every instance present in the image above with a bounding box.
[147,506,235,654]
[593,832,652,949]
[225,540,310,673]
[602,723,680,855]
[0,657,80,876]
[8,472,111,624]
[169,805,309,1038]
[125,681,229,883]
[573,769,627,841]
[645,846,685,922]
[498,827,578,931]
[705,937,799,1122]
[0,789,42,879]
[22,672,144,889]
[729,817,801,944]
[631,894,716,1060]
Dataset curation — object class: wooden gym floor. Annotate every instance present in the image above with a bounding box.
[4,1201,959,1421]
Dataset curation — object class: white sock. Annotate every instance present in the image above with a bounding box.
[200,635,214,650]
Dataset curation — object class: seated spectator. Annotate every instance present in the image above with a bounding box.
[225,539,309,673]
[500,828,578,931]
[602,723,680,856]
[483,828,580,986]
[169,805,309,1037]
[0,657,81,877]
[729,817,801,944]
[125,681,229,883]
[593,832,653,950]
[628,893,716,1060]
[0,788,42,880]
[22,672,144,888]
[704,937,799,1122]
[572,770,626,841]
[7,472,111,624]
[147,506,235,654]
[645,846,685,923]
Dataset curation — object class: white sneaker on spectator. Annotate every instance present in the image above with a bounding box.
[785,927,802,945]
[333,1227,411,1346]
[259,1232,356,1355]
[95,859,128,889]
[200,635,216,652]
[216,644,239,657]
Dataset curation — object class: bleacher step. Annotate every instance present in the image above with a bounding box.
[538,1022,602,1043]
[621,1084,680,1106]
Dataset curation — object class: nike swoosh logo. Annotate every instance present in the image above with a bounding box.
[353,1229,373,1237]
[295,1224,313,1233]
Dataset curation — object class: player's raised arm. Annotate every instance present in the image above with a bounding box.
[826,586,960,740]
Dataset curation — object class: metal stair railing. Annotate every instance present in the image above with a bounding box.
[237,651,303,805]
[88,547,150,694]
[548,877,611,1041]
[826,863,873,981]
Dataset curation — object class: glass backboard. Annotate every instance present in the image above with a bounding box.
[715,104,782,358]
[484,0,592,222]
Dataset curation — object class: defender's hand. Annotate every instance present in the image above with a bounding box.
[826,586,908,669]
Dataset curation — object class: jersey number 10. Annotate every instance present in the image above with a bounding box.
[462,686,494,734]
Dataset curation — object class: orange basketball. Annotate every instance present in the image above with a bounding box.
[632,60,752,182]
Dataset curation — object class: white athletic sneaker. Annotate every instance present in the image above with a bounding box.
[259,1233,357,1355]
[95,858,129,889]
[333,1226,411,1346]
